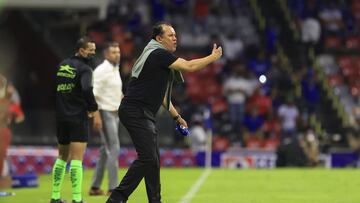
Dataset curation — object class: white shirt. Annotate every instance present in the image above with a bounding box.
[301,18,321,43]
[278,104,299,131]
[223,76,258,104]
[221,35,244,60]
[93,60,123,111]
[189,125,207,153]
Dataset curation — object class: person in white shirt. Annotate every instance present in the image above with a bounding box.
[220,33,244,61]
[223,64,258,133]
[89,42,123,196]
[188,114,207,154]
[301,17,321,44]
[278,96,299,139]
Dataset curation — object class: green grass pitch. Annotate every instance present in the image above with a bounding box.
[2,168,360,203]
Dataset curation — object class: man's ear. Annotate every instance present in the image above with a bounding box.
[78,48,85,56]
[156,35,162,42]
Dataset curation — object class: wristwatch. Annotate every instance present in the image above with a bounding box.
[173,115,181,121]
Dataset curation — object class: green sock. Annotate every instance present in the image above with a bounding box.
[70,160,83,202]
[51,159,67,200]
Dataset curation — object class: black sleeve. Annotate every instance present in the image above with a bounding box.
[81,66,98,112]
[154,49,178,69]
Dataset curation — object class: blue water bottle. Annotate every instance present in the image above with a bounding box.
[176,124,189,136]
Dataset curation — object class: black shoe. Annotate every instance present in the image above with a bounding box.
[106,197,126,203]
[72,200,86,203]
[50,199,67,203]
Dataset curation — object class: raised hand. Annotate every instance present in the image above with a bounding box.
[211,43,223,60]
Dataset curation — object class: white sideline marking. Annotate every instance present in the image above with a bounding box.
[177,169,212,203]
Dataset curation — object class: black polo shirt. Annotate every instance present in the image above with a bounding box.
[55,56,98,121]
[122,49,178,115]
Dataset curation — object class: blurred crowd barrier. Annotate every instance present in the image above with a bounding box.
[5,146,360,177]
[7,146,202,175]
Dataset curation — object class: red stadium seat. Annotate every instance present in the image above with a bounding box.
[88,31,106,45]
[112,32,125,43]
[119,32,135,58]
[203,80,222,98]
[350,84,360,97]
[345,36,360,49]
[324,36,342,49]
[184,73,200,86]
[213,62,224,74]
[262,138,279,150]
[198,64,216,78]
[327,74,344,86]
[212,136,230,151]
[211,97,228,114]
[186,84,208,103]
[340,64,355,77]
[352,0,360,19]
[246,136,263,149]
[348,74,359,86]
[355,57,360,69]
[354,65,359,74]
[110,23,124,34]
[337,56,353,69]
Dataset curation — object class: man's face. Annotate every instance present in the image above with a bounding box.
[79,42,96,58]
[157,25,177,52]
[105,46,121,65]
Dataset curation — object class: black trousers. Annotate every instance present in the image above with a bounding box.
[107,105,161,203]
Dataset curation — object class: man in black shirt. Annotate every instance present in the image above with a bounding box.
[107,22,222,203]
[50,36,98,203]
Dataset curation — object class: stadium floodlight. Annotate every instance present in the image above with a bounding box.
[259,74,267,84]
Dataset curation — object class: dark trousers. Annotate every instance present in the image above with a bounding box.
[107,105,161,203]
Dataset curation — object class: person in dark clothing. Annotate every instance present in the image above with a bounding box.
[276,137,309,167]
[50,36,98,203]
[276,128,320,167]
[107,22,222,203]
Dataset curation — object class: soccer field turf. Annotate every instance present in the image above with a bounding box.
[2,168,360,203]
